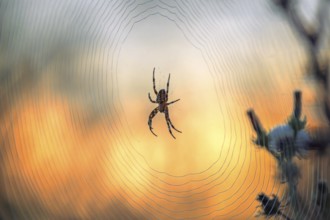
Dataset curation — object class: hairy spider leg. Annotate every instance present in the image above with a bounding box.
[148,107,159,136]
[166,73,170,94]
[167,99,180,106]
[152,68,158,95]
[148,93,157,103]
[165,114,176,139]
[165,106,182,133]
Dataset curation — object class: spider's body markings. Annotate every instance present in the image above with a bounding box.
[148,68,182,139]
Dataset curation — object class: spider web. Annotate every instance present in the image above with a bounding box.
[0,0,329,219]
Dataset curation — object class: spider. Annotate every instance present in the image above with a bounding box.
[148,67,182,139]
[255,193,291,220]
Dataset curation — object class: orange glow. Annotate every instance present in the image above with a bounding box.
[0,83,287,219]
[0,16,317,219]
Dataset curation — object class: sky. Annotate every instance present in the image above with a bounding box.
[0,0,329,219]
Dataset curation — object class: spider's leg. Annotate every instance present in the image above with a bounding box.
[165,106,182,133]
[153,68,158,95]
[166,73,170,94]
[165,116,176,139]
[148,107,159,137]
[148,93,157,103]
[167,99,180,106]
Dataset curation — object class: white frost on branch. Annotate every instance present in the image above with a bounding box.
[268,124,310,159]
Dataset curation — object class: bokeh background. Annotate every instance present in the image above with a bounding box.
[0,0,329,219]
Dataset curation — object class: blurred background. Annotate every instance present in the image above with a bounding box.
[0,0,329,219]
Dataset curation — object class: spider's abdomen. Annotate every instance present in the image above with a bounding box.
[156,89,167,103]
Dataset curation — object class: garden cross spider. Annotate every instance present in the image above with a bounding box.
[148,68,182,139]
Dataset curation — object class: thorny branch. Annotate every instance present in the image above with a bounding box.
[248,91,330,219]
